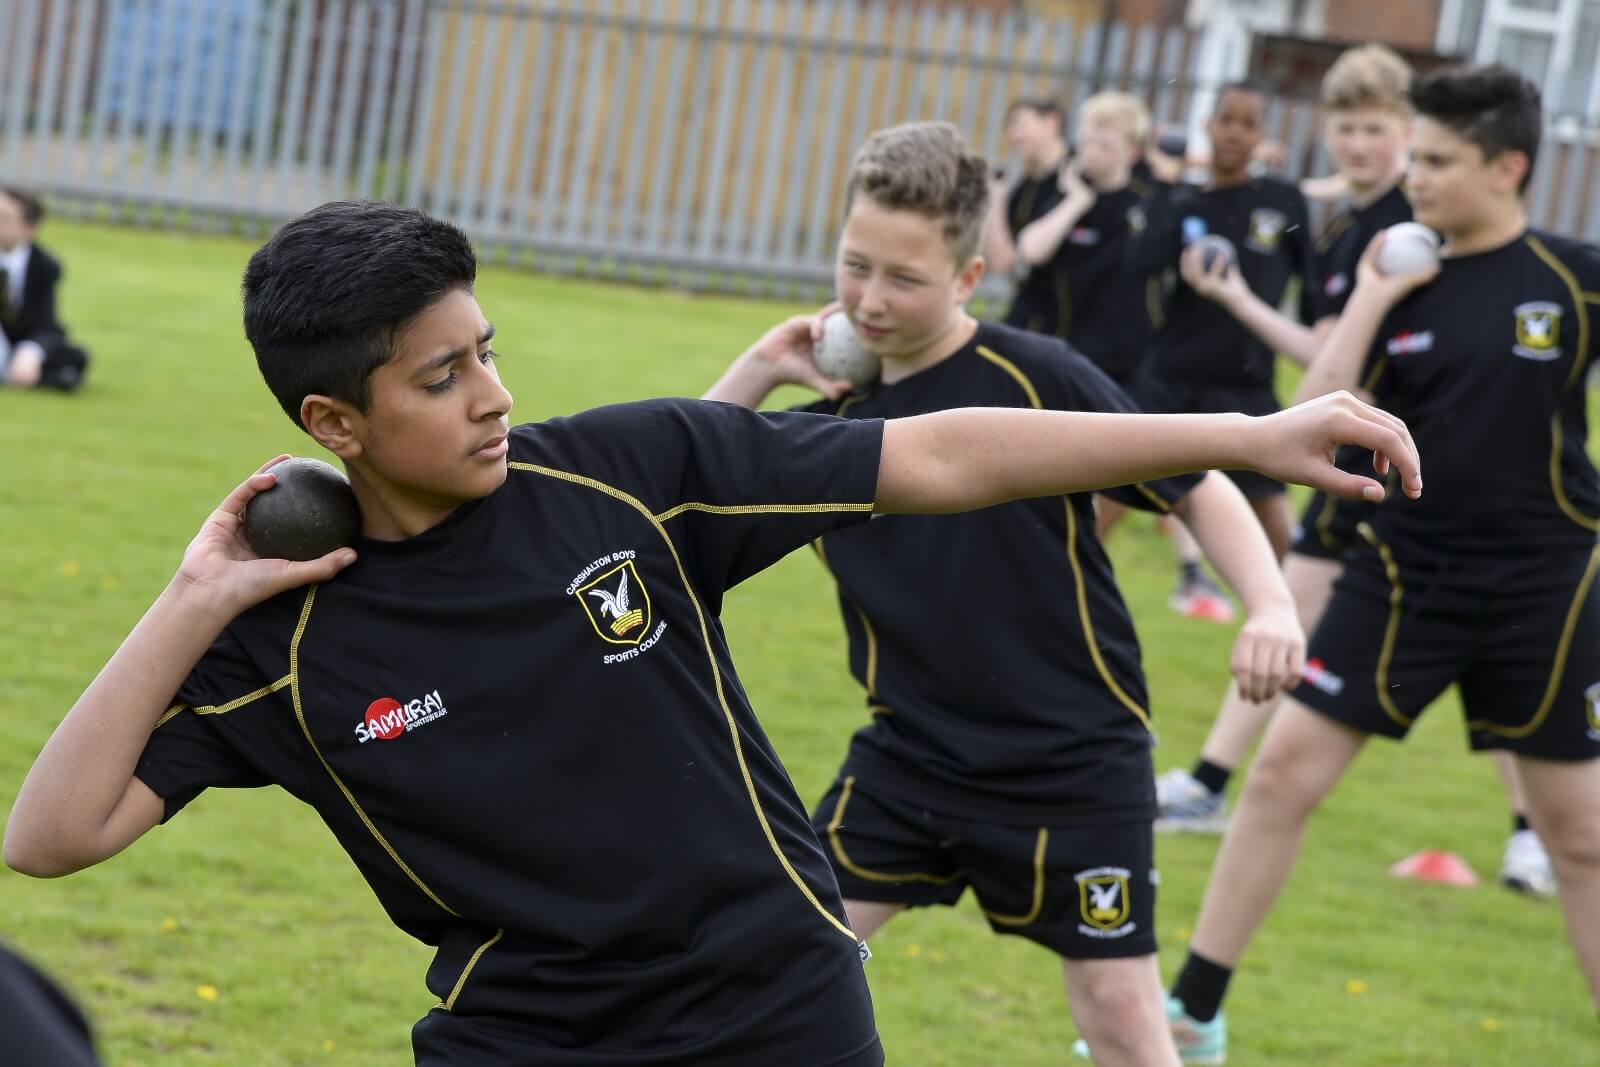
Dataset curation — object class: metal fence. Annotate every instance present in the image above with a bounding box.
[2,0,1600,299]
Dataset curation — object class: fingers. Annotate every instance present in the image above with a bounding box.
[255,453,293,476]
[1360,230,1386,269]
[276,547,359,589]
[1231,628,1305,703]
[217,459,291,519]
[811,303,842,342]
[1329,397,1422,498]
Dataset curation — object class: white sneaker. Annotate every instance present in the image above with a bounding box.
[1154,768,1228,833]
[1499,829,1557,897]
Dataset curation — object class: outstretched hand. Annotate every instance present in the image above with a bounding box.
[1252,392,1422,502]
[175,456,358,613]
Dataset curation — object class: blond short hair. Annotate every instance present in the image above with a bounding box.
[1077,91,1152,147]
[1322,44,1413,114]
[844,121,990,265]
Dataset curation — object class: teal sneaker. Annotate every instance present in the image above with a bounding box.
[1168,995,1227,1064]
[1067,998,1225,1063]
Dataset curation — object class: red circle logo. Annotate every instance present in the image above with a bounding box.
[364,697,405,741]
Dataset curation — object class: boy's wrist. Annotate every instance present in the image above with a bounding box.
[1215,411,1258,471]
[160,573,246,633]
[736,345,789,392]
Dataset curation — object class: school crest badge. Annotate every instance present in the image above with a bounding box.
[1586,682,1600,738]
[1513,302,1563,361]
[1246,208,1287,253]
[1076,866,1132,931]
[577,560,653,645]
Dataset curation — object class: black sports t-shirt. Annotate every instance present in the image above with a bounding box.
[1132,176,1322,388]
[1002,171,1067,334]
[1053,181,1156,382]
[0,945,100,1067]
[1364,230,1600,563]
[134,400,886,1067]
[798,322,1201,823]
[1314,183,1412,322]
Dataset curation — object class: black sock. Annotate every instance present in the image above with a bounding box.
[1192,759,1231,796]
[1171,950,1233,1023]
[1513,813,1531,834]
[1180,560,1201,582]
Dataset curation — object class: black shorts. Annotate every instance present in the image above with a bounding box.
[1292,537,1600,760]
[811,775,1157,959]
[1291,447,1380,561]
[1129,375,1285,500]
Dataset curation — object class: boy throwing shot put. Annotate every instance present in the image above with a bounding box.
[1156,44,1553,898]
[6,201,1416,1065]
[708,121,1310,1066]
[1165,65,1600,1063]
[1011,92,1159,387]
[1126,82,1323,614]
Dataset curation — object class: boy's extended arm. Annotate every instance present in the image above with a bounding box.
[1293,232,1438,406]
[5,459,356,878]
[875,391,1420,515]
[1172,472,1304,701]
[705,313,1421,513]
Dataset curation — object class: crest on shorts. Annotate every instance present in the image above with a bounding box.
[1586,682,1600,736]
[577,560,653,645]
[1513,302,1562,361]
[1077,866,1132,930]
[1246,208,1287,252]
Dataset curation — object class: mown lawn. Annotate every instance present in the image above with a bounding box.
[0,219,1594,1065]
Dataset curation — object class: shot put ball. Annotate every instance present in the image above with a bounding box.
[243,458,362,562]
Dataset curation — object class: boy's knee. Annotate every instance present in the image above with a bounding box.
[1073,961,1164,1048]
[1240,745,1320,816]
[1540,808,1600,871]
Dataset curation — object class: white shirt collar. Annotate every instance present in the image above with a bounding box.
[1,243,29,303]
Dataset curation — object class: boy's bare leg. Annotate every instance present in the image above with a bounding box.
[1063,955,1181,1067]
[1249,494,1295,560]
[1187,702,1366,967]
[842,900,906,942]
[1518,756,1600,1010]
[1095,495,1130,541]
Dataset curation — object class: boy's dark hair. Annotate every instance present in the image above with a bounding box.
[1214,81,1266,111]
[1006,97,1065,130]
[1,188,45,227]
[1410,64,1542,191]
[242,201,477,429]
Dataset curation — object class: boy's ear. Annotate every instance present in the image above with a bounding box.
[1488,148,1530,196]
[953,255,986,304]
[300,395,363,460]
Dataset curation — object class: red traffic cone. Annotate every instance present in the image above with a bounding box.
[1389,849,1479,887]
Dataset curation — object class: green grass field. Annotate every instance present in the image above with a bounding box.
[1,220,1595,1066]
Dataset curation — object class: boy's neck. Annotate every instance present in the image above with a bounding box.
[347,468,466,541]
[1093,163,1132,193]
[1442,203,1527,258]
[1025,145,1067,179]
[878,312,979,385]
[1349,167,1406,209]
[1208,168,1250,190]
